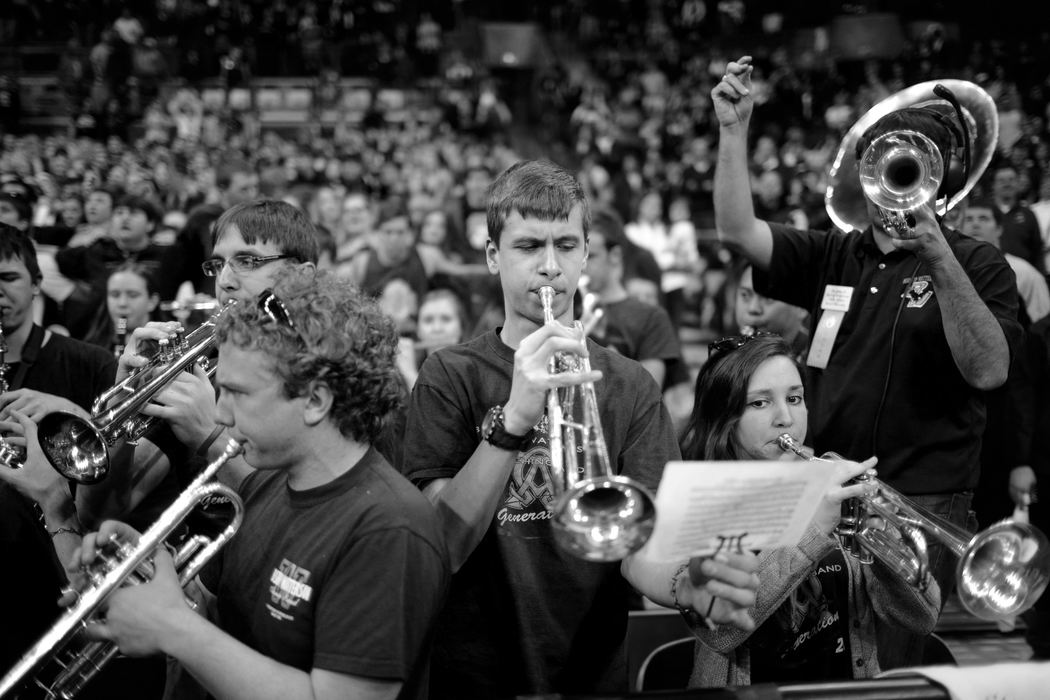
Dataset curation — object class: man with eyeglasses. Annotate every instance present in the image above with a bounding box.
[106,200,320,505]
[73,269,450,700]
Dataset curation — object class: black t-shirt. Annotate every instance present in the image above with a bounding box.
[592,296,690,390]
[754,224,1023,494]
[201,448,449,700]
[749,549,854,683]
[400,330,678,698]
[0,332,115,674]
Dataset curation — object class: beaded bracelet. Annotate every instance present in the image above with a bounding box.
[49,526,84,539]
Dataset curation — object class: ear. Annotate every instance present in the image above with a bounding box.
[147,293,160,312]
[485,238,499,275]
[302,380,335,428]
[609,245,623,268]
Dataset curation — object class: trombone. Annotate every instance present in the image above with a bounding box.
[0,438,245,700]
[539,285,656,562]
[777,433,1050,621]
[35,300,236,484]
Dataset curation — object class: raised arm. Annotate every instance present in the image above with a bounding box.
[712,55,774,270]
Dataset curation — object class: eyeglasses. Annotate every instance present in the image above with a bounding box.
[256,288,297,333]
[201,253,296,278]
[707,330,778,360]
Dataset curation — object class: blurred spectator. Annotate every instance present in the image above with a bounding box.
[992,162,1047,275]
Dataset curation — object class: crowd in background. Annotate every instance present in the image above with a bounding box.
[4,2,1050,426]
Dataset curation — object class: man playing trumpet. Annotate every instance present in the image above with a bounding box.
[399,159,760,698]
[72,270,450,700]
[712,56,1023,668]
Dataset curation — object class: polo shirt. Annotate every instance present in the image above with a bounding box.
[753,223,1022,494]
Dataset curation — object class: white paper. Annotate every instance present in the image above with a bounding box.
[880,661,1050,699]
[645,460,838,561]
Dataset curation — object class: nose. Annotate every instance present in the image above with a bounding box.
[772,399,794,428]
[746,295,764,316]
[538,240,562,279]
[216,262,238,295]
[214,389,233,429]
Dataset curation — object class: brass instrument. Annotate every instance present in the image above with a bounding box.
[539,285,656,561]
[0,438,244,700]
[35,300,235,484]
[113,316,128,359]
[0,324,25,469]
[777,434,1050,621]
[825,79,998,234]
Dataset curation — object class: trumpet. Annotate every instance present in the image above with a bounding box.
[539,285,656,562]
[858,129,944,235]
[35,300,236,484]
[777,434,1050,621]
[0,324,27,470]
[0,438,244,700]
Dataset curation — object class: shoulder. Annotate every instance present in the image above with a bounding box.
[44,333,116,370]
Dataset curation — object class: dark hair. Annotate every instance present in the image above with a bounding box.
[855,108,956,177]
[418,287,471,343]
[680,335,799,460]
[116,193,163,224]
[88,186,120,206]
[0,223,42,281]
[107,260,160,297]
[589,205,628,251]
[963,196,1003,226]
[0,191,32,224]
[486,160,591,246]
[212,199,321,265]
[216,268,402,443]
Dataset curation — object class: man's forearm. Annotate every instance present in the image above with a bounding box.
[164,612,320,700]
[930,255,1010,389]
[425,444,518,572]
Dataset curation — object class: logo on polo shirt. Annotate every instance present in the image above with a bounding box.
[269,558,314,612]
[904,275,934,308]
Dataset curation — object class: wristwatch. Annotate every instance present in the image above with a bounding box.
[481,405,532,452]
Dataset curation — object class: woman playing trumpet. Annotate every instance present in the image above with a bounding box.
[680,333,940,686]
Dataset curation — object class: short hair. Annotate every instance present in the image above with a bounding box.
[589,205,628,251]
[964,196,1003,226]
[680,334,799,461]
[0,191,32,224]
[212,199,321,265]
[0,223,42,282]
[88,186,119,205]
[116,193,163,224]
[486,159,591,246]
[216,268,402,443]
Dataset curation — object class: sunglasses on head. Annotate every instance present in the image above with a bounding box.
[707,330,778,360]
[256,289,298,335]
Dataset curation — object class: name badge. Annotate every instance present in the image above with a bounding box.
[808,285,854,369]
[820,285,854,312]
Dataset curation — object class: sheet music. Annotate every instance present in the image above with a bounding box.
[880,661,1050,699]
[645,459,838,561]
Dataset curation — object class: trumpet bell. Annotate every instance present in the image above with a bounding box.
[826,79,998,233]
[859,130,944,214]
[550,476,656,562]
[37,411,109,484]
[957,519,1050,621]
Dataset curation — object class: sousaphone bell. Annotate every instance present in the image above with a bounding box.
[825,79,999,234]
